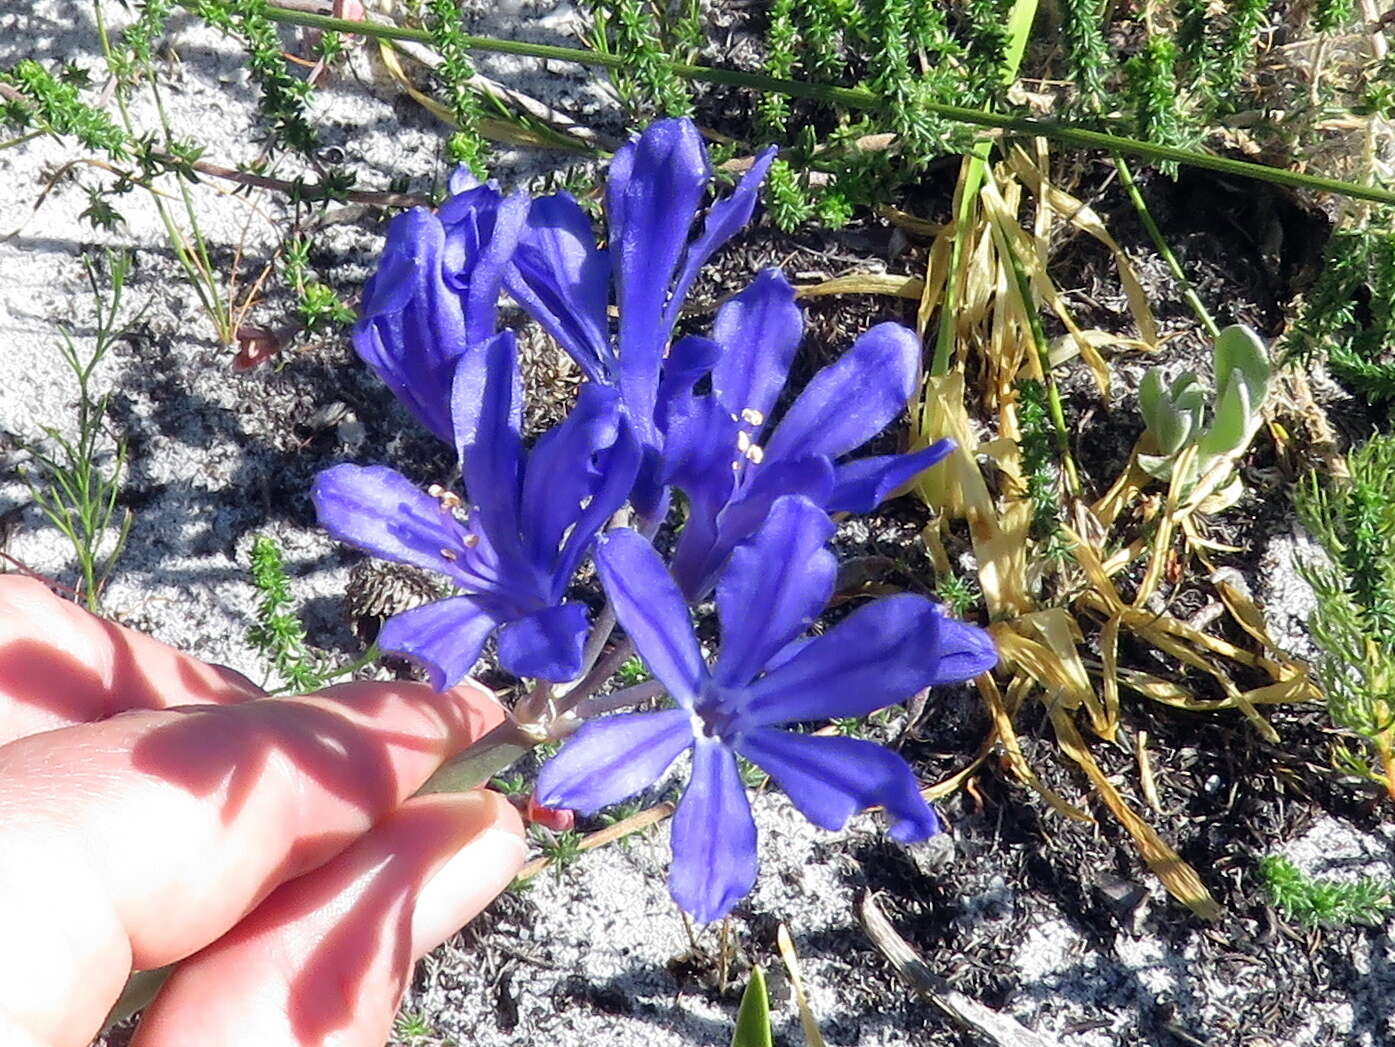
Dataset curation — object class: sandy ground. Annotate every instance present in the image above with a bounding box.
[4,4,1395,1046]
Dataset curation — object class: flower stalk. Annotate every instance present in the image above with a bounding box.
[246,1,1395,207]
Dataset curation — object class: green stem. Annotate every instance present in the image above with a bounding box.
[244,3,1395,206]
[1113,154,1220,339]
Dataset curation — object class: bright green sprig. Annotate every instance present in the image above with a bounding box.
[936,572,981,617]
[1059,0,1111,114]
[284,236,355,333]
[116,0,177,78]
[586,0,692,117]
[962,0,1012,107]
[187,0,318,156]
[1296,434,1395,792]
[247,535,325,693]
[1260,855,1395,928]
[425,0,489,174]
[758,0,797,137]
[2,58,128,157]
[1123,36,1194,171]
[1312,0,1355,34]
[795,0,849,81]
[1174,0,1215,92]
[1283,219,1395,399]
[1016,379,1066,549]
[766,156,816,230]
[1212,0,1269,107]
[20,252,136,613]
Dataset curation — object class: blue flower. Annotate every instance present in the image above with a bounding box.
[314,330,640,687]
[536,497,998,922]
[351,174,529,443]
[502,117,777,517]
[661,269,954,598]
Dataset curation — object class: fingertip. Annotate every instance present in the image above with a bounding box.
[409,790,527,957]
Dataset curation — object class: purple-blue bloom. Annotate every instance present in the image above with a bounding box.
[351,173,529,443]
[313,330,640,687]
[501,117,777,518]
[536,497,998,922]
[662,269,955,598]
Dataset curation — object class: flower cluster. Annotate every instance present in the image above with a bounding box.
[315,117,998,919]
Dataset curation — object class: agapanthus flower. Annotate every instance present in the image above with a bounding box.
[536,496,997,922]
[661,269,954,598]
[351,172,529,443]
[314,330,639,687]
[501,117,777,517]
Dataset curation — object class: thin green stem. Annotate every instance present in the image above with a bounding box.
[1114,155,1220,339]
[246,3,1395,206]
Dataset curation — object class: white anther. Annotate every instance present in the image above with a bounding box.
[744,444,765,464]
[741,407,764,426]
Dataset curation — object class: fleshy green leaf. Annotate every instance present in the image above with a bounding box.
[1213,323,1270,409]
[731,966,773,1047]
[1197,372,1253,460]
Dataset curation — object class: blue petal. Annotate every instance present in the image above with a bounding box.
[661,146,778,334]
[826,439,955,513]
[709,268,802,424]
[521,384,625,568]
[736,727,940,842]
[536,709,693,813]
[352,208,464,443]
[494,602,591,682]
[661,392,740,506]
[763,323,922,462]
[670,454,835,602]
[737,594,950,727]
[613,118,710,444]
[552,411,642,593]
[714,456,836,553]
[712,496,836,687]
[438,185,531,347]
[505,192,614,383]
[378,595,506,691]
[312,464,496,591]
[657,334,722,431]
[594,529,707,709]
[668,739,758,922]
[928,613,999,685]
[452,332,525,554]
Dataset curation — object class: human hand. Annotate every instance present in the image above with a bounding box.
[0,576,525,1047]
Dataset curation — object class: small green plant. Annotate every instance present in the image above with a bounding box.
[392,1009,455,1045]
[186,0,320,157]
[20,251,137,613]
[538,827,586,876]
[490,772,530,796]
[1137,324,1271,505]
[1282,218,1395,400]
[615,655,650,686]
[1259,854,1395,928]
[247,535,326,692]
[584,0,693,118]
[284,237,355,335]
[1295,434,1395,797]
[935,572,980,618]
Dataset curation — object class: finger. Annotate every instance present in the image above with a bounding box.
[0,678,507,1047]
[0,575,263,746]
[131,791,525,1047]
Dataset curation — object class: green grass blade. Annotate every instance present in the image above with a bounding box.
[730,966,773,1047]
